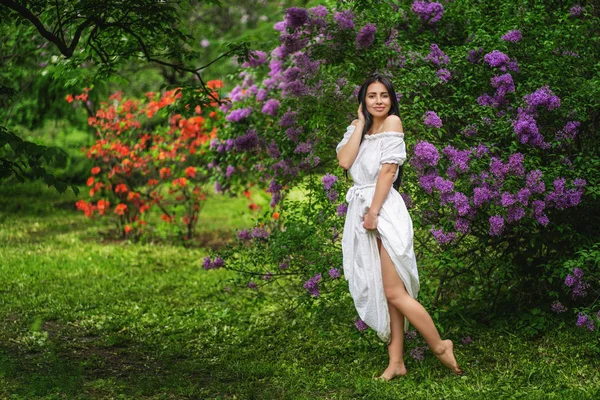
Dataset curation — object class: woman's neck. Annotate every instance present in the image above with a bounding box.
[369,116,387,134]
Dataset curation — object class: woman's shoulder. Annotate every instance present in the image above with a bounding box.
[350,119,361,126]
[382,114,403,132]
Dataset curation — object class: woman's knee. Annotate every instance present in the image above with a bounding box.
[384,286,406,303]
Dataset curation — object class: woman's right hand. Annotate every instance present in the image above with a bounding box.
[357,103,365,123]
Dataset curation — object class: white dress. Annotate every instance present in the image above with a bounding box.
[337,125,420,343]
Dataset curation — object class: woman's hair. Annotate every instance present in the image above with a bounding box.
[355,73,404,190]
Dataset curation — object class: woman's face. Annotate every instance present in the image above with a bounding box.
[364,81,391,118]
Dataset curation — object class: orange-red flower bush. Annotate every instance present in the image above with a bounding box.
[71,86,223,240]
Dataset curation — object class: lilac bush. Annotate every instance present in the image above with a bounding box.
[201,1,600,338]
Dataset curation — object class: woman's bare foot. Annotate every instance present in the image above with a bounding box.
[434,339,462,375]
[374,362,407,382]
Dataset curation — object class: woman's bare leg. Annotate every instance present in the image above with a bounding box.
[378,238,461,375]
[377,302,408,380]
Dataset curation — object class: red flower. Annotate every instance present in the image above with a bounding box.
[115,183,128,194]
[91,166,101,175]
[272,212,280,220]
[114,204,127,215]
[248,203,258,211]
[159,167,171,179]
[97,199,110,215]
[124,225,133,234]
[185,166,196,178]
[86,177,95,186]
[65,94,74,103]
[147,179,159,186]
[161,214,172,223]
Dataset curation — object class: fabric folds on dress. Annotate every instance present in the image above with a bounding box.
[337,125,419,343]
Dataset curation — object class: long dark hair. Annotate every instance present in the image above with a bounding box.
[355,73,404,190]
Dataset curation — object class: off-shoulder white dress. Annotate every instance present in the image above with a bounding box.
[336,125,419,343]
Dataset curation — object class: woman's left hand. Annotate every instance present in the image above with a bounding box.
[362,211,378,230]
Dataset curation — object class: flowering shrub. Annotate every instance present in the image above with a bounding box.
[204,1,600,335]
[73,82,223,241]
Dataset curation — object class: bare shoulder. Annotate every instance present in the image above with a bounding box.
[351,119,360,126]
[382,114,403,132]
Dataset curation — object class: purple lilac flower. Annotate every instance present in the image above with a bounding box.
[285,7,309,28]
[411,1,445,24]
[329,267,341,279]
[294,141,312,154]
[501,30,522,43]
[255,89,268,102]
[309,5,328,26]
[436,68,451,83]
[226,107,252,122]
[490,157,509,180]
[573,178,587,188]
[237,229,252,241]
[556,121,581,141]
[461,336,473,344]
[576,313,594,331]
[356,23,377,48]
[322,174,338,191]
[506,206,525,223]
[242,50,267,68]
[411,141,440,169]
[418,172,438,194]
[472,187,493,207]
[224,165,234,179]
[524,86,561,112]
[405,330,418,340]
[570,5,583,18]
[247,281,258,289]
[303,273,322,297]
[280,111,297,127]
[334,10,355,30]
[545,178,584,210]
[336,203,348,217]
[433,177,454,193]
[286,126,303,142]
[508,153,525,176]
[489,215,505,236]
[355,317,368,331]
[491,73,515,96]
[251,227,270,239]
[261,99,280,116]
[443,146,471,173]
[214,181,222,193]
[526,170,546,194]
[219,102,232,114]
[516,188,531,205]
[327,190,339,202]
[262,272,272,280]
[473,144,489,158]
[234,129,259,151]
[484,50,510,69]
[462,124,477,137]
[431,226,455,245]
[424,44,450,65]
[202,256,212,269]
[279,262,289,270]
[551,301,567,313]
[501,192,516,207]
[266,140,281,159]
[455,218,470,233]
[513,109,546,148]
[213,256,224,268]
[423,111,443,128]
[410,345,427,361]
[468,47,484,64]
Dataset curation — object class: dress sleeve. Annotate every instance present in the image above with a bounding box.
[380,135,406,165]
[336,125,356,154]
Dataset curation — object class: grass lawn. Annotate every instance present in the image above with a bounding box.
[1,183,599,399]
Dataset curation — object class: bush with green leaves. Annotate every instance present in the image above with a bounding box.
[205,1,600,334]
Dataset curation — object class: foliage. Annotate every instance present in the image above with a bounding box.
[1,195,599,398]
[205,0,600,334]
[71,84,223,241]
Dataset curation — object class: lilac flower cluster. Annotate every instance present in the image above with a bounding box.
[431,226,455,245]
[334,10,355,30]
[241,51,268,68]
[226,107,252,122]
[524,86,561,112]
[261,99,280,116]
[436,68,451,83]
[411,141,440,171]
[303,273,322,297]
[569,5,583,18]
[565,267,589,298]
[202,256,225,270]
[233,128,259,151]
[576,313,595,331]
[356,23,376,48]
[483,50,519,72]
[551,301,567,313]
[467,47,484,64]
[285,7,309,29]
[501,30,522,43]
[424,44,450,66]
[336,202,348,217]
[556,121,581,141]
[321,174,339,203]
[423,111,443,128]
[411,0,444,24]
[385,29,406,69]
[329,267,341,279]
[354,317,368,331]
[410,345,428,361]
[478,73,515,109]
[545,178,584,210]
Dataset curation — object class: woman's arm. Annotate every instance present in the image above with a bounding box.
[337,104,366,169]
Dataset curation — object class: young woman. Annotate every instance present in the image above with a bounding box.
[336,74,461,381]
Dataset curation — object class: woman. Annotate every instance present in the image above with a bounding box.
[336,74,461,380]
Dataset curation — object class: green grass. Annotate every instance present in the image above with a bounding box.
[1,183,599,399]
